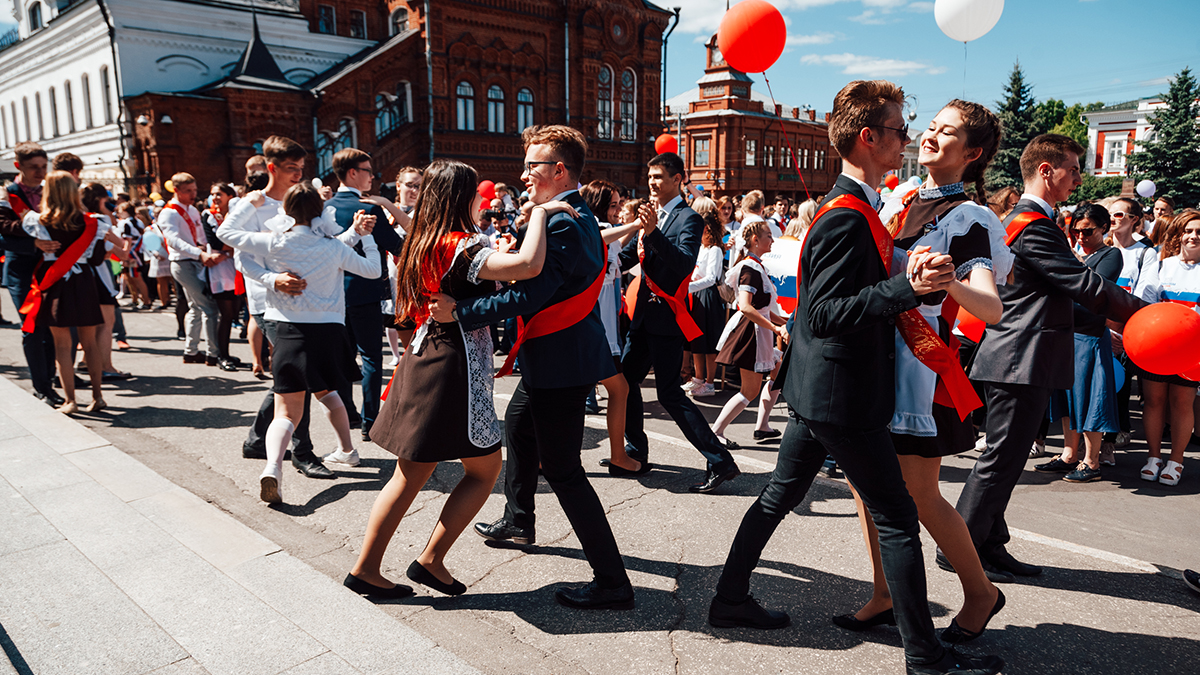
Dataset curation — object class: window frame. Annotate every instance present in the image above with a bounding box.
[317,5,336,35]
[389,8,408,36]
[745,139,756,167]
[486,85,505,133]
[694,137,710,167]
[456,81,475,131]
[596,65,613,140]
[619,68,636,142]
[349,10,367,39]
[516,87,534,132]
[81,73,93,129]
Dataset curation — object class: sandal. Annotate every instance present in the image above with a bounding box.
[1159,460,1184,486]
[1141,457,1164,482]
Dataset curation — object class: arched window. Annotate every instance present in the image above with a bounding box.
[1,106,8,147]
[34,92,44,140]
[48,86,59,137]
[64,80,75,133]
[456,81,474,131]
[619,68,636,142]
[100,66,114,124]
[81,73,93,129]
[11,102,18,143]
[315,132,333,176]
[516,88,534,132]
[333,118,355,152]
[375,94,397,138]
[487,85,504,133]
[22,97,30,141]
[389,8,408,35]
[596,66,613,140]
[28,2,44,30]
[396,82,411,125]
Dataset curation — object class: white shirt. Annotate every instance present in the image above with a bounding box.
[157,199,206,261]
[225,195,283,314]
[1019,193,1055,219]
[689,244,724,294]
[841,173,882,211]
[338,185,362,197]
[656,194,684,227]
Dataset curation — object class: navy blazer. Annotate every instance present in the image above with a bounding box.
[457,191,615,389]
[777,175,920,429]
[618,197,703,337]
[327,189,403,307]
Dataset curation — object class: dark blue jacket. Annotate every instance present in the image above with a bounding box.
[327,189,403,307]
[457,191,616,389]
[618,196,703,336]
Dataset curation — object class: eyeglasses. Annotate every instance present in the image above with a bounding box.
[1071,227,1097,236]
[1110,211,1127,219]
[523,161,559,173]
[871,123,910,139]
[401,182,421,190]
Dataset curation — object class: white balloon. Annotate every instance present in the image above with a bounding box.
[311,177,323,189]
[935,0,1004,43]
[1136,179,1156,198]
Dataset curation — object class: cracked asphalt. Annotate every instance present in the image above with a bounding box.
[1,297,1198,674]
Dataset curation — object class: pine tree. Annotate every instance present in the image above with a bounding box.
[986,62,1038,190]
[1127,67,1200,209]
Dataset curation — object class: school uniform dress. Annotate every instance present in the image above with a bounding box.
[688,243,725,355]
[715,259,779,372]
[22,212,107,328]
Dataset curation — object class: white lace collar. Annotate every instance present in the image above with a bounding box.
[918,181,965,200]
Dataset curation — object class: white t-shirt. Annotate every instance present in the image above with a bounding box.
[1115,240,1160,303]
[1149,256,1200,312]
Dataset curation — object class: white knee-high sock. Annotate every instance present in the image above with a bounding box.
[264,418,295,476]
[387,328,401,360]
[318,391,354,453]
[756,384,781,431]
[713,393,752,437]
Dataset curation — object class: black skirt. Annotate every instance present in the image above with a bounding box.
[271,321,355,394]
[37,266,103,328]
[891,402,975,458]
[689,285,726,354]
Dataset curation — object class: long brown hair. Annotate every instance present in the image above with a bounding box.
[39,170,84,231]
[580,179,618,223]
[944,99,1002,203]
[395,159,479,323]
[1159,209,1200,260]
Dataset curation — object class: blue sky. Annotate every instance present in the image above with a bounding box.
[664,0,1200,127]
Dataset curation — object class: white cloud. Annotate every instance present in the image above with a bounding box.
[787,32,839,46]
[1138,76,1172,88]
[849,10,891,24]
[800,52,947,77]
[907,1,935,12]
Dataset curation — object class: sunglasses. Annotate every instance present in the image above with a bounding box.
[1071,227,1097,236]
[1110,211,1127,219]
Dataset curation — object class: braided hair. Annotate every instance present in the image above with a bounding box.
[944,99,1002,203]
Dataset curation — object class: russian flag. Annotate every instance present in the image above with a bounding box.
[1164,290,1200,309]
[761,238,802,314]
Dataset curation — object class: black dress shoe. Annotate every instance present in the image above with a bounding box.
[906,648,1004,675]
[608,462,653,477]
[182,353,205,364]
[555,581,635,610]
[831,607,896,631]
[986,548,1042,577]
[35,389,66,407]
[941,589,1005,644]
[936,551,1014,584]
[624,444,648,464]
[406,560,467,596]
[689,466,740,494]
[753,429,782,440]
[474,518,535,545]
[708,594,790,629]
[217,358,238,372]
[343,573,414,599]
[291,452,335,479]
[241,444,292,461]
[348,416,363,430]
[205,355,219,367]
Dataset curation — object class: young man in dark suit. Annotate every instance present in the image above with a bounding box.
[954,135,1144,579]
[326,149,405,445]
[708,80,1004,675]
[616,152,740,493]
[433,125,634,610]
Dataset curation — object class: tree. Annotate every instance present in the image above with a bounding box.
[1127,67,1200,208]
[1032,98,1067,138]
[987,62,1038,191]
[1069,175,1125,203]
[1053,101,1106,151]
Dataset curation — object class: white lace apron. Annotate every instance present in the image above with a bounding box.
[715,257,783,373]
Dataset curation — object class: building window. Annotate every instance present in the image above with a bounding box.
[766,145,774,168]
[316,132,333,176]
[597,66,613,140]
[390,8,408,35]
[100,66,113,124]
[782,147,791,169]
[12,102,19,142]
[818,150,826,170]
[455,81,475,131]
[745,139,756,167]
[1105,139,1126,169]
[317,6,335,35]
[64,80,75,133]
[375,94,398,139]
[1,106,8,147]
[48,86,59,137]
[517,88,534,132]
[28,2,43,30]
[487,85,504,133]
[34,92,44,139]
[349,10,366,39]
[800,147,809,169]
[694,138,710,166]
[334,118,355,152]
[81,74,93,128]
[619,69,636,142]
[22,97,30,141]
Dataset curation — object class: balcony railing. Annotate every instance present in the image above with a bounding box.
[0,28,19,51]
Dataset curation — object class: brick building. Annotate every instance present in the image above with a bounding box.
[663,37,841,202]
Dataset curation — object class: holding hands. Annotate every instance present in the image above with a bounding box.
[906,245,956,296]
[352,210,376,236]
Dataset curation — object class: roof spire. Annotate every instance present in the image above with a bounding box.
[230,10,289,83]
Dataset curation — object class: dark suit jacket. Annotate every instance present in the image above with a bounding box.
[778,175,920,429]
[457,191,616,389]
[970,200,1146,389]
[327,189,403,307]
[618,197,703,337]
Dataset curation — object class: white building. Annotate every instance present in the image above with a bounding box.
[1080,96,1200,177]
[0,0,369,188]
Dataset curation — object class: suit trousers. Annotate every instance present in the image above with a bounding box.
[501,379,629,589]
[621,326,736,473]
[170,260,219,357]
[715,411,943,664]
[4,253,56,395]
[338,303,382,429]
[956,381,1051,558]
[243,317,313,454]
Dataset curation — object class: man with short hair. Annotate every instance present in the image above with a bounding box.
[0,142,60,405]
[709,80,1005,675]
[955,134,1144,578]
[52,152,83,179]
[733,190,779,251]
[439,125,633,610]
[618,151,741,492]
[159,173,223,364]
[245,154,267,178]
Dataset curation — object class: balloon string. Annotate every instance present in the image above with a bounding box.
[762,73,812,201]
[963,42,967,98]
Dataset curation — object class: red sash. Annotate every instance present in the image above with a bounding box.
[954,211,1045,343]
[803,194,982,420]
[20,214,99,333]
[637,231,703,341]
[6,184,35,218]
[165,203,202,251]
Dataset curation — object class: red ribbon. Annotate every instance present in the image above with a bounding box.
[21,214,99,333]
[637,231,704,342]
[165,202,202,253]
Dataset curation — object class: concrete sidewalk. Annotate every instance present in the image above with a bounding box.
[0,375,479,675]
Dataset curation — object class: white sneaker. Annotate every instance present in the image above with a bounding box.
[388,356,401,368]
[682,377,703,392]
[1029,439,1048,458]
[973,436,988,452]
[260,467,282,504]
[323,448,361,467]
[691,383,716,397]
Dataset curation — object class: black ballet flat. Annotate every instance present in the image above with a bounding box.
[608,462,653,477]
[753,429,782,440]
[406,560,467,596]
[343,573,414,599]
[831,607,896,632]
[941,589,1006,644]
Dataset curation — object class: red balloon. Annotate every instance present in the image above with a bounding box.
[1123,302,1200,375]
[717,0,787,74]
[1182,363,1200,382]
[885,174,900,190]
[654,134,678,155]
[477,180,496,201]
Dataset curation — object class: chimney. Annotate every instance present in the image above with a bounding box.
[791,107,799,119]
[824,112,831,122]
[808,109,816,121]
[775,103,782,116]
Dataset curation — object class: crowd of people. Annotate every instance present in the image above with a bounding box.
[4,77,1200,675]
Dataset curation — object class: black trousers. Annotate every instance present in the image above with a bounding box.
[621,326,736,473]
[715,410,943,665]
[243,317,313,454]
[501,379,629,589]
[955,381,1051,558]
[339,303,382,430]
[4,253,55,395]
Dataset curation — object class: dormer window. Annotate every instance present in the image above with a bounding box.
[28,2,44,30]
